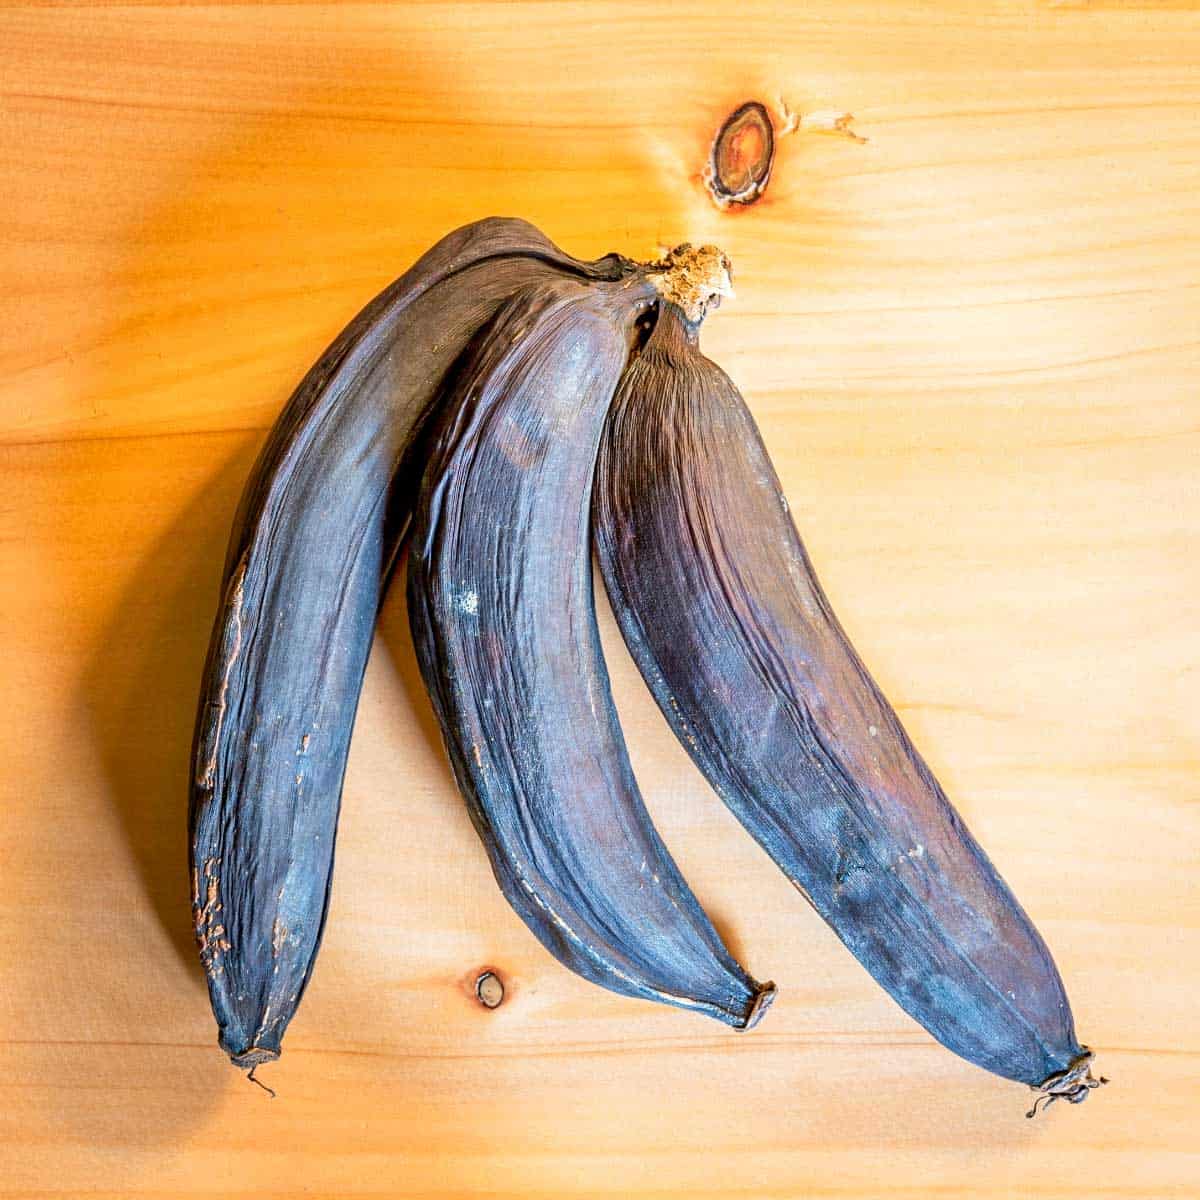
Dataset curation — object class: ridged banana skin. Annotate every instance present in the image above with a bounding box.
[407,279,773,1027]
[190,219,637,1067]
[593,303,1085,1085]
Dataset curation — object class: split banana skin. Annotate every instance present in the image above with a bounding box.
[189,218,1103,1114]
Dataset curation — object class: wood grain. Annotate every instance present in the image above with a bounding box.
[2,2,1197,1196]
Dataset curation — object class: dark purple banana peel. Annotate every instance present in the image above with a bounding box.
[593,302,1102,1110]
[190,220,644,1066]
[407,276,770,1026]
[190,218,1098,1113]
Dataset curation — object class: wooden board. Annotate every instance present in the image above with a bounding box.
[2,2,1198,1196]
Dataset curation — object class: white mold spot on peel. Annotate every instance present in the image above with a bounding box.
[454,587,479,616]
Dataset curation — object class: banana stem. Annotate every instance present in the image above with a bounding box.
[643,244,734,323]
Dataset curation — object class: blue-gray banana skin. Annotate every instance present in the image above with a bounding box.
[406,275,774,1027]
[593,297,1103,1111]
[189,218,648,1069]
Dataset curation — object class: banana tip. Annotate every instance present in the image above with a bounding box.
[739,980,778,1031]
[1026,1048,1107,1117]
[230,1046,281,1069]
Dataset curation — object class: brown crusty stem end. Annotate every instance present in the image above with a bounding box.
[644,243,734,324]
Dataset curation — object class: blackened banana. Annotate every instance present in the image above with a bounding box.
[407,276,773,1027]
[594,299,1100,1106]
[193,216,1098,1113]
[190,219,643,1067]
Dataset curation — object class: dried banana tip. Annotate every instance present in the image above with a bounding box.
[230,1045,281,1069]
[646,242,734,323]
[1026,1048,1108,1117]
[738,979,778,1031]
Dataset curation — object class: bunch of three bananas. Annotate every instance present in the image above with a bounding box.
[190,219,1100,1114]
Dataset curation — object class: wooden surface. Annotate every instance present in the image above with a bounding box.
[3,2,1198,1196]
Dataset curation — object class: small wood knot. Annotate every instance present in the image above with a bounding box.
[475,970,505,1009]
